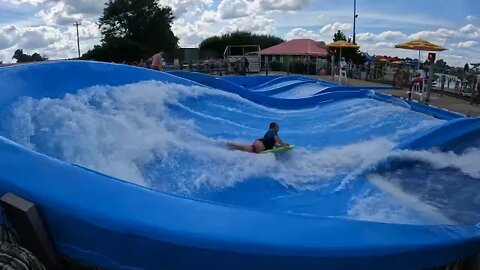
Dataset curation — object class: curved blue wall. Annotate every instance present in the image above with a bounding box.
[0,61,479,270]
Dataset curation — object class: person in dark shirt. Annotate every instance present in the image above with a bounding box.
[226,122,289,153]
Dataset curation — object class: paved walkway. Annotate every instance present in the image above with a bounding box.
[316,76,480,117]
[265,72,480,117]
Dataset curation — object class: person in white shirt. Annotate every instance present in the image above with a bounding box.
[408,66,427,98]
[340,57,347,71]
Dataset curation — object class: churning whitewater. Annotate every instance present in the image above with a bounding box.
[0,81,478,225]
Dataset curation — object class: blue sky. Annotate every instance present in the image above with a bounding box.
[0,0,478,66]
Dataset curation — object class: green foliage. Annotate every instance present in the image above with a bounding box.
[12,49,47,63]
[289,60,316,75]
[333,30,347,42]
[82,0,178,62]
[269,61,283,71]
[434,59,450,73]
[435,59,447,67]
[199,31,284,58]
[268,59,316,74]
[82,39,150,62]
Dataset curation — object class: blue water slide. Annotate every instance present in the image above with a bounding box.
[168,71,394,99]
[372,92,465,120]
[0,61,479,270]
[220,75,283,89]
[249,75,336,90]
[396,117,480,151]
[166,70,371,108]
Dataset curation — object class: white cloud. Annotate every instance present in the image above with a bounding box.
[455,40,478,48]
[37,2,81,25]
[4,0,47,5]
[466,15,478,21]
[218,0,249,19]
[284,28,320,40]
[253,0,310,11]
[374,42,395,48]
[408,24,480,42]
[409,28,459,41]
[200,10,218,23]
[18,26,63,49]
[61,0,107,15]
[320,22,351,34]
[0,22,98,62]
[159,0,213,18]
[459,24,477,33]
[172,20,212,47]
[0,25,20,49]
[67,20,100,40]
[222,15,276,35]
[442,53,465,64]
[459,24,480,38]
[356,32,376,41]
[357,31,406,42]
[378,31,407,41]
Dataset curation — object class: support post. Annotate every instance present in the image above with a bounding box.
[440,74,445,97]
[470,75,477,105]
[0,193,62,269]
[425,61,434,102]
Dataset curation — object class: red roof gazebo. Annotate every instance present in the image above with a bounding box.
[258,39,328,57]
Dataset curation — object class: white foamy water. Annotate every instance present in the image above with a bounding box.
[1,81,224,186]
[254,80,304,91]
[0,80,477,225]
[390,148,480,179]
[346,147,480,225]
[273,83,327,99]
[0,81,397,191]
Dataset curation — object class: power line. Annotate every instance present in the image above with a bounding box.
[73,21,81,58]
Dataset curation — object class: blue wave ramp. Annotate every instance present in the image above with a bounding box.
[0,61,479,270]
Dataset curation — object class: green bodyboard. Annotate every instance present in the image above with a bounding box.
[259,145,294,154]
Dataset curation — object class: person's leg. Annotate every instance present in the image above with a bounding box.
[226,142,255,152]
[227,140,265,153]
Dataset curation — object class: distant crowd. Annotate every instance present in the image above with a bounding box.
[126,52,251,76]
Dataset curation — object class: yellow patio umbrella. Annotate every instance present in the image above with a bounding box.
[326,41,360,63]
[395,39,447,68]
[326,41,359,84]
[395,39,447,51]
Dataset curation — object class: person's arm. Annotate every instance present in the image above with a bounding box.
[274,136,289,147]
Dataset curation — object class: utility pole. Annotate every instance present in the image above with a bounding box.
[73,21,81,58]
[353,0,358,44]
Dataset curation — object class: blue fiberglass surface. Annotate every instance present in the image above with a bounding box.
[0,61,480,270]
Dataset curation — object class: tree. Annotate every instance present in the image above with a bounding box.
[12,49,47,63]
[333,30,347,42]
[435,59,447,67]
[199,31,284,58]
[331,31,364,64]
[82,0,178,62]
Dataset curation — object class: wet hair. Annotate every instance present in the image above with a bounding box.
[269,122,278,129]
